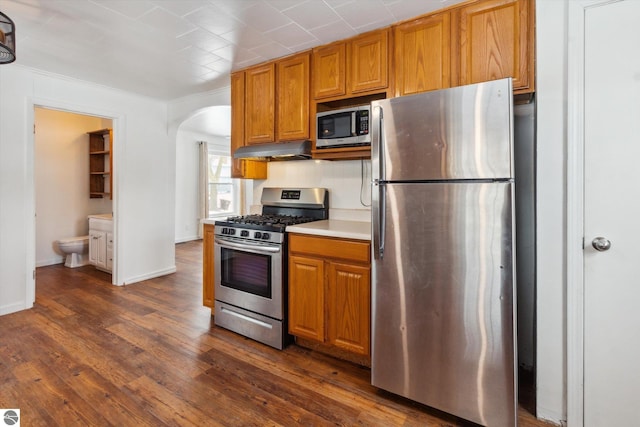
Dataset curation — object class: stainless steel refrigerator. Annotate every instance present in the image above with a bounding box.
[371,78,517,427]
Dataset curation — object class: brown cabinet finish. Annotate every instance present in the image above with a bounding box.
[453,0,534,93]
[288,233,371,358]
[87,128,112,199]
[277,52,311,141]
[312,29,389,100]
[327,262,370,356]
[350,29,389,94]
[312,43,347,99]
[203,223,215,309]
[288,255,325,341]
[230,0,535,162]
[245,63,276,144]
[230,71,267,179]
[230,71,245,178]
[393,13,452,96]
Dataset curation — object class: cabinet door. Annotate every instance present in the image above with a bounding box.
[89,230,106,268]
[230,71,246,178]
[393,13,451,97]
[289,255,325,341]
[327,262,371,356]
[454,0,533,93]
[245,63,276,144]
[230,71,267,179]
[312,43,346,99]
[106,232,114,272]
[277,52,310,141]
[350,29,389,94]
[202,224,215,308]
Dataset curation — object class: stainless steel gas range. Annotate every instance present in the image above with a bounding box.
[213,187,329,349]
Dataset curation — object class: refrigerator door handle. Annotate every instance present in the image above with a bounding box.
[372,104,385,259]
[371,105,383,183]
[372,182,386,259]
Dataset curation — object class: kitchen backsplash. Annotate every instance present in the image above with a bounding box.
[252,159,372,221]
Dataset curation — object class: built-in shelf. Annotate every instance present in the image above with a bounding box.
[88,129,112,199]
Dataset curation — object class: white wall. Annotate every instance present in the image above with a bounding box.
[252,160,372,221]
[0,65,175,315]
[175,130,201,243]
[35,108,112,266]
[174,127,231,243]
[536,1,568,424]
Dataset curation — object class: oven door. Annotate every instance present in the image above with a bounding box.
[214,236,283,320]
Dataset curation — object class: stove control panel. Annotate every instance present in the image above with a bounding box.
[215,226,284,244]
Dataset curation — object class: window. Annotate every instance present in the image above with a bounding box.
[207,153,239,217]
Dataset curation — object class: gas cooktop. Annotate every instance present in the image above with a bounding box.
[216,214,318,232]
[214,187,329,234]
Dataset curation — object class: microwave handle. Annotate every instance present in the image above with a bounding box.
[351,111,356,137]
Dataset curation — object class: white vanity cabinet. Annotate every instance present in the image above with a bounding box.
[89,214,113,273]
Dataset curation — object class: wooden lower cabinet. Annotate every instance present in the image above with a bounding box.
[289,255,325,341]
[203,224,215,309]
[326,262,370,356]
[288,234,371,360]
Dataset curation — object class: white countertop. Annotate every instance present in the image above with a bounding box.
[88,213,112,220]
[287,220,371,241]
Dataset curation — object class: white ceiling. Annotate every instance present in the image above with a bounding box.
[0,0,463,101]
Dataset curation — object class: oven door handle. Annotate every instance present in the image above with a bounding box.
[214,238,282,254]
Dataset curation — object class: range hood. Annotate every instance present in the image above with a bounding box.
[233,140,312,161]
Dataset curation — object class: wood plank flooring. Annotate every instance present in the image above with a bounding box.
[0,241,554,427]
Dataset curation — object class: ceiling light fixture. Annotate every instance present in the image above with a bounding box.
[0,11,16,64]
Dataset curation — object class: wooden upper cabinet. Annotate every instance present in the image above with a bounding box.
[277,52,310,141]
[312,43,346,99]
[245,63,276,144]
[393,13,451,97]
[454,0,534,93]
[230,71,267,179]
[313,29,389,100]
[230,71,245,178]
[350,29,389,94]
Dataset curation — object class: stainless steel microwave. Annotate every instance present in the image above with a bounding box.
[316,105,371,149]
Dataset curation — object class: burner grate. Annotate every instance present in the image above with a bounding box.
[225,214,317,227]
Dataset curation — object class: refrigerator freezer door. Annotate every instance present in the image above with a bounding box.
[372,78,513,182]
[371,182,517,427]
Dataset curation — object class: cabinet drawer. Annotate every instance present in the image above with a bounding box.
[289,234,370,263]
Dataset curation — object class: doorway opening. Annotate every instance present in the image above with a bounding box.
[32,104,118,295]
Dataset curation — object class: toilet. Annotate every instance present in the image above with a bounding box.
[57,236,90,268]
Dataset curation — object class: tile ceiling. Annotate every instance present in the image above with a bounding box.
[0,0,463,101]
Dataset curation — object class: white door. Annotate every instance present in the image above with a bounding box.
[583,1,640,425]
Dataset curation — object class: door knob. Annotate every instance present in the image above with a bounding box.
[592,237,611,252]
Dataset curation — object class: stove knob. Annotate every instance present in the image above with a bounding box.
[228,228,236,235]
[221,228,228,234]
[254,232,262,239]
[261,232,270,240]
[240,230,249,237]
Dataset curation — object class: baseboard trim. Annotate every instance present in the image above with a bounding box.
[36,257,64,267]
[121,266,177,286]
[0,300,33,316]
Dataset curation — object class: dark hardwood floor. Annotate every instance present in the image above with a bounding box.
[0,241,552,426]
